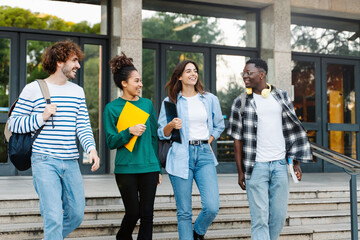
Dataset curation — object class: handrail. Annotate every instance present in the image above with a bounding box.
[309,142,359,240]
[310,142,360,170]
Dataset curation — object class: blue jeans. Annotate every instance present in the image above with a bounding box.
[245,158,289,240]
[31,153,85,240]
[169,143,219,240]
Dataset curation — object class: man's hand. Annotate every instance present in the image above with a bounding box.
[42,104,57,121]
[238,171,246,190]
[129,124,146,136]
[88,149,100,172]
[293,160,302,181]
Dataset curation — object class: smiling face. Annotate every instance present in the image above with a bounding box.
[242,63,265,91]
[122,70,142,97]
[60,54,80,80]
[179,63,198,87]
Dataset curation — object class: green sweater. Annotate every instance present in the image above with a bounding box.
[103,97,160,174]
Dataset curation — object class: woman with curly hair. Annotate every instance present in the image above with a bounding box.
[103,52,161,240]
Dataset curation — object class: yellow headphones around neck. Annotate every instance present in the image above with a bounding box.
[246,83,272,98]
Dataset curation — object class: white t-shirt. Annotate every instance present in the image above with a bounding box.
[253,93,286,162]
[184,94,209,140]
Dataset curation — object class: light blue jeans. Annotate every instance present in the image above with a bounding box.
[31,153,85,240]
[245,158,289,240]
[169,143,219,240]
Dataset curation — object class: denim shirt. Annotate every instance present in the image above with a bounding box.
[158,92,225,179]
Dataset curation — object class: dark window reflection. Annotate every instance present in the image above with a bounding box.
[327,64,355,125]
[291,61,316,122]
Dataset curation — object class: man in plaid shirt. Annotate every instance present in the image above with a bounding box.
[227,59,312,240]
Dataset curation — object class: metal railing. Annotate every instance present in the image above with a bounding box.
[310,142,360,240]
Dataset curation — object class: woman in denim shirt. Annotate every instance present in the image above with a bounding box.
[158,60,225,240]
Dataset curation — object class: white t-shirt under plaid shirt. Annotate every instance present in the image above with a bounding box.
[227,87,313,179]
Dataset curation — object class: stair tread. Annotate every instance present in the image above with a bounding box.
[66,223,360,239]
[1,209,358,232]
[0,197,357,216]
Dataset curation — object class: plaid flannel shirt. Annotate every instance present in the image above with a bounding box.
[227,86,313,179]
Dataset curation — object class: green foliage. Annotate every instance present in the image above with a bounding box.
[142,12,222,109]
[0,6,100,34]
[291,25,360,56]
[83,45,101,150]
[217,78,244,121]
[0,38,10,108]
[142,49,156,105]
[143,12,220,44]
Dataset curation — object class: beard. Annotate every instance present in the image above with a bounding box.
[62,66,76,80]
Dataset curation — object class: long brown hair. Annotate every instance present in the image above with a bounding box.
[165,60,205,103]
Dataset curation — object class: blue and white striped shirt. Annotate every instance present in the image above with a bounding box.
[8,80,96,160]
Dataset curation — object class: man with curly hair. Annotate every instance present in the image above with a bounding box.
[8,40,100,239]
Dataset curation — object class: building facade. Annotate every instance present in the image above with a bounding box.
[0,0,359,175]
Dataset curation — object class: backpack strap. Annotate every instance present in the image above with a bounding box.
[33,79,53,139]
[36,79,51,104]
[4,80,52,143]
[240,92,246,115]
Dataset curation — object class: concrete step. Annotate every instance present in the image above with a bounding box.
[1,197,358,225]
[1,209,359,239]
[2,187,360,209]
[67,223,360,240]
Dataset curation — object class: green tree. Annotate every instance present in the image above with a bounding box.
[142,12,222,106]
[291,25,360,56]
[0,6,101,84]
[0,39,10,108]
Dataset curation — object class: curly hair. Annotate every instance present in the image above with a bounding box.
[165,60,204,103]
[42,40,84,75]
[109,52,137,90]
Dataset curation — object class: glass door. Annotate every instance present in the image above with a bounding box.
[292,54,360,173]
[291,56,322,172]
[0,31,108,176]
[322,58,360,172]
[78,39,108,174]
[0,32,17,176]
[212,48,257,173]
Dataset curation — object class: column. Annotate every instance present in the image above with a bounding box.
[109,0,143,173]
[260,0,292,96]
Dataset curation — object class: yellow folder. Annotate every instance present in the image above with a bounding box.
[116,101,150,152]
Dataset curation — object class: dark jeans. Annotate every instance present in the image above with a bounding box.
[115,172,159,240]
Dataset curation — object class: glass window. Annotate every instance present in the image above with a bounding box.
[0,123,7,163]
[328,131,356,158]
[291,60,316,122]
[0,0,106,35]
[142,9,257,48]
[27,40,54,83]
[291,15,360,56]
[142,49,156,106]
[0,38,10,113]
[82,44,102,164]
[216,54,248,163]
[327,64,355,125]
